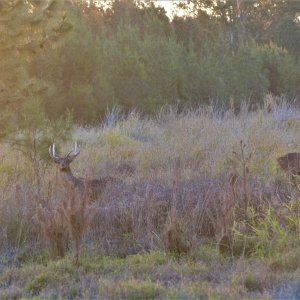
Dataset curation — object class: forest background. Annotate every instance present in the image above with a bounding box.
[2,0,300,131]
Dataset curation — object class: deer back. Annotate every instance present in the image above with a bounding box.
[277,153,300,175]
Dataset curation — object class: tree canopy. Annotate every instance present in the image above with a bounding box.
[2,0,300,127]
[0,0,72,136]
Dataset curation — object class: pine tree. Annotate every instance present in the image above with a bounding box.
[0,0,72,137]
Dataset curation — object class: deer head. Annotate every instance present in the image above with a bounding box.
[49,142,81,172]
[49,141,121,200]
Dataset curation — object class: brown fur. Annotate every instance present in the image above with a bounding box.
[277,153,300,176]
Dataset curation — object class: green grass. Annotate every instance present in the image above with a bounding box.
[27,272,50,295]
[1,245,299,299]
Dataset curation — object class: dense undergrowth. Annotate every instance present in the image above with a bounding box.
[0,97,300,298]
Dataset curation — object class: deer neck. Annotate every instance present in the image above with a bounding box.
[61,168,78,185]
[66,169,76,182]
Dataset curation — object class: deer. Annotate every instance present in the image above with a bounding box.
[49,142,121,200]
[277,153,300,183]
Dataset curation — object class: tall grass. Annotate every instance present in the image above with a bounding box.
[0,96,299,260]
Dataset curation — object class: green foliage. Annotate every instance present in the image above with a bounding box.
[259,44,300,97]
[191,244,226,265]
[11,103,73,163]
[0,0,72,137]
[2,0,300,127]
[17,250,49,265]
[0,0,73,197]
[233,199,300,260]
[26,0,300,125]
[27,272,49,295]
[244,273,264,293]
[65,286,81,299]
[80,254,126,274]
[30,17,113,123]
[120,280,164,300]
[271,16,300,57]
[126,251,169,275]
[31,17,189,121]
[269,248,300,272]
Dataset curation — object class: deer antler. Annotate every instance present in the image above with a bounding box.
[49,144,60,163]
[67,141,81,161]
[49,142,80,162]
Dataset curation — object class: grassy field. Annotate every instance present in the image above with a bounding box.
[1,248,296,299]
[0,97,300,299]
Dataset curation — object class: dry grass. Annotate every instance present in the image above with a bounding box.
[35,184,66,259]
[0,96,299,298]
[34,180,96,262]
[60,182,96,263]
[0,97,299,254]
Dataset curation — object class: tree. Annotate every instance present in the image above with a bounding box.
[271,16,300,57]
[0,0,73,196]
[0,0,72,137]
[177,0,300,45]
